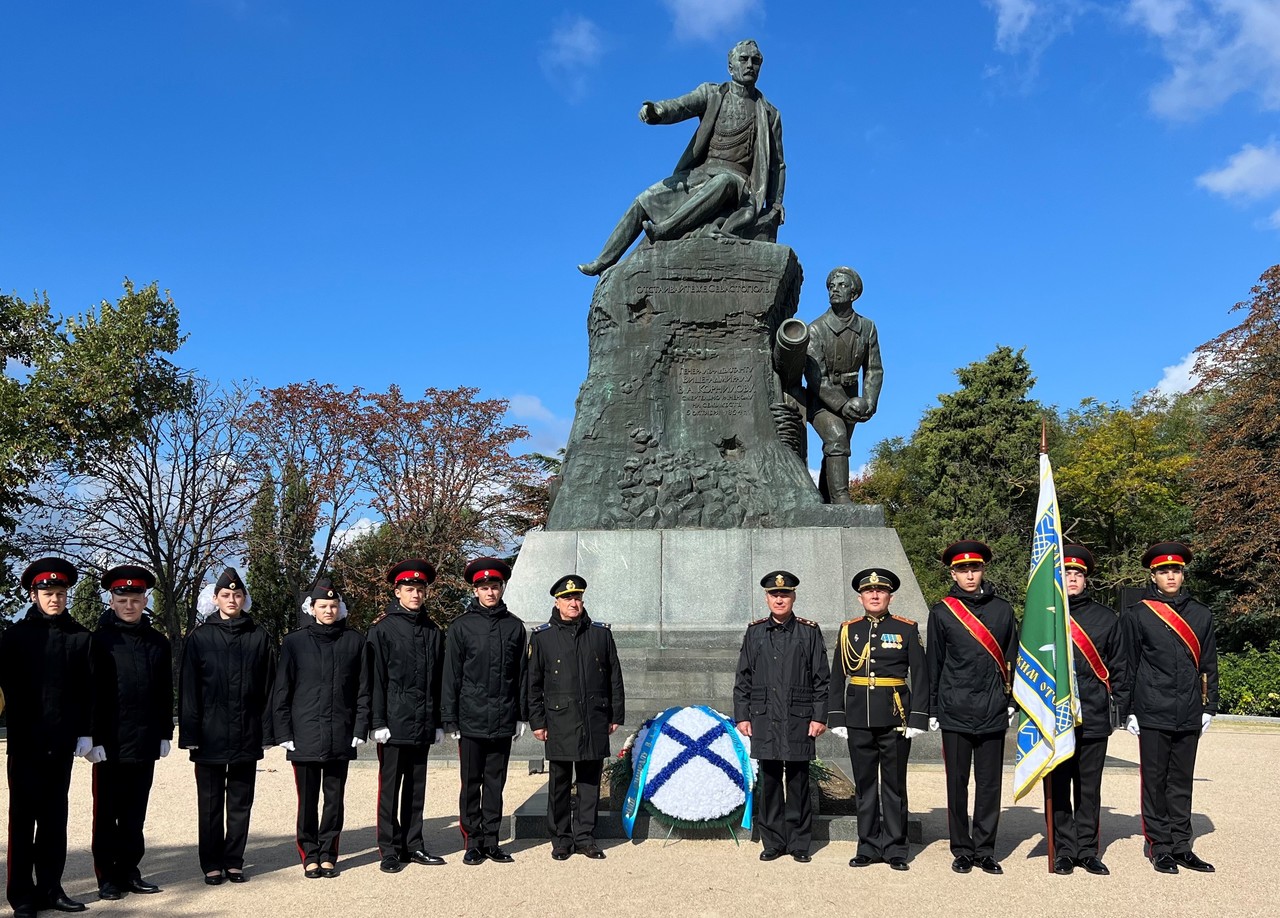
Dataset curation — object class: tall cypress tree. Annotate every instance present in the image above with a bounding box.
[279,459,317,628]
[246,471,292,643]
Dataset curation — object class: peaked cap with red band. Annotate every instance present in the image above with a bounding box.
[1141,541,1193,570]
[21,557,78,590]
[1062,544,1095,575]
[464,557,512,585]
[101,564,156,594]
[386,558,437,586]
[941,539,992,567]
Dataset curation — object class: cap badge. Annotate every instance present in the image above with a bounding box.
[774,574,785,587]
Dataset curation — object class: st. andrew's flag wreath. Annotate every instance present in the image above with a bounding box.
[612,706,756,837]
[1013,451,1081,800]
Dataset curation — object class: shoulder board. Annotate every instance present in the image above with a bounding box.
[796,617,818,628]
[369,611,388,628]
[749,617,770,626]
[591,621,611,629]
[531,623,551,633]
[841,616,866,627]
[891,615,917,626]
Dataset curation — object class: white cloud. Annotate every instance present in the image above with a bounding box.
[331,517,376,551]
[1196,140,1280,198]
[1269,206,1280,227]
[1153,350,1201,395]
[981,0,1084,84]
[507,394,559,424]
[1127,0,1280,119]
[987,0,1040,50]
[540,16,605,102]
[506,393,572,455]
[662,0,762,43]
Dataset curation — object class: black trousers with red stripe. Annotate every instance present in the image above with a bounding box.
[293,760,350,865]
[194,762,257,873]
[941,729,1005,859]
[92,760,156,886]
[376,743,430,858]
[1050,731,1109,860]
[457,736,511,850]
[1139,727,1200,857]
[5,752,73,910]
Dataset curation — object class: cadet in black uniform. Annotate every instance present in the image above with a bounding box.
[366,559,446,873]
[1123,541,1218,875]
[90,565,173,900]
[927,540,1018,875]
[0,558,93,917]
[1050,545,1129,876]
[273,579,371,878]
[527,575,626,860]
[442,557,528,866]
[733,571,830,863]
[179,567,277,885]
[828,568,928,870]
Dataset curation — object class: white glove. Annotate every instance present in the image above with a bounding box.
[85,745,107,764]
[1126,715,1140,736]
[928,717,940,732]
[74,736,93,757]
[434,728,444,744]
[1007,706,1016,727]
[352,735,366,747]
[451,731,461,740]
[905,727,924,740]
[829,726,849,739]
[159,739,171,758]
[1201,713,1212,736]
[515,721,528,739]
[280,740,296,752]
[372,727,392,744]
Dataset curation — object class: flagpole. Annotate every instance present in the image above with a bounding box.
[1039,418,1057,872]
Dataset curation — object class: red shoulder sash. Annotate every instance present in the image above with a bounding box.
[1069,620,1110,692]
[1141,600,1201,668]
[941,597,1009,690]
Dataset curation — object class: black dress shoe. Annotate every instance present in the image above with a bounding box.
[483,845,514,863]
[408,849,445,866]
[791,852,812,863]
[1053,855,1074,875]
[98,882,125,901]
[379,856,406,873]
[320,866,339,878]
[1172,851,1215,873]
[952,855,973,874]
[888,857,910,871]
[759,848,784,862]
[226,870,248,883]
[849,854,875,867]
[551,847,572,861]
[13,906,37,918]
[304,866,323,879]
[1151,853,1179,874]
[127,877,161,894]
[978,856,1003,875]
[204,871,226,885]
[578,845,606,860]
[463,848,487,866]
[1077,856,1109,876]
[44,896,88,913]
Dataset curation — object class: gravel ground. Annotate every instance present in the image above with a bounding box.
[3,721,1275,918]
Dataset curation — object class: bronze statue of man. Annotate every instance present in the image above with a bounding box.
[578,39,786,276]
[805,267,883,504]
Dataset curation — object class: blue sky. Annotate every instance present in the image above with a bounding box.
[4,0,1279,490]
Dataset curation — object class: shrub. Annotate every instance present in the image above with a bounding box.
[1218,642,1280,717]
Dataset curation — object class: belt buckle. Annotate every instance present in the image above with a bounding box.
[868,673,877,690]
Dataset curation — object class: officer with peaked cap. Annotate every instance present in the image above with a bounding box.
[0,558,92,916]
[1050,545,1129,876]
[733,571,830,862]
[926,540,1018,876]
[273,578,371,878]
[1122,541,1218,874]
[367,559,446,872]
[828,567,928,870]
[89,564,173,899]
[179,566,277,885]
[528,575,625,860]
[443,557,528,865]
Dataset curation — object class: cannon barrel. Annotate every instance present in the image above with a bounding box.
[773,318,809,390]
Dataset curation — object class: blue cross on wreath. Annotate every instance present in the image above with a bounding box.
[644,720,745,797]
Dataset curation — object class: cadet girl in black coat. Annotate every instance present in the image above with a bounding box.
[273,579,371,878]
[179,568,276,885]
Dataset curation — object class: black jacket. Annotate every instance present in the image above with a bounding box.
[178,612,277,764]
[274,619,371,762]
[1122,585,1219,731]
[91,611,174,762]
[527,608,625,761]
[442,599,528,739]
[366,602,444,746]
[927,583,1018,734]
[733,613,830,761]
[1068,591,1129,739]
[828,613,929,731]
[0,606,93,755]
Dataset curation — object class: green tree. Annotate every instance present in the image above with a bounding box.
[279,459,318,624]
[69,576,104,630]
[245,471,294,644]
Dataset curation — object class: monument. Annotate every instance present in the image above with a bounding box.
[507,40,928,724]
